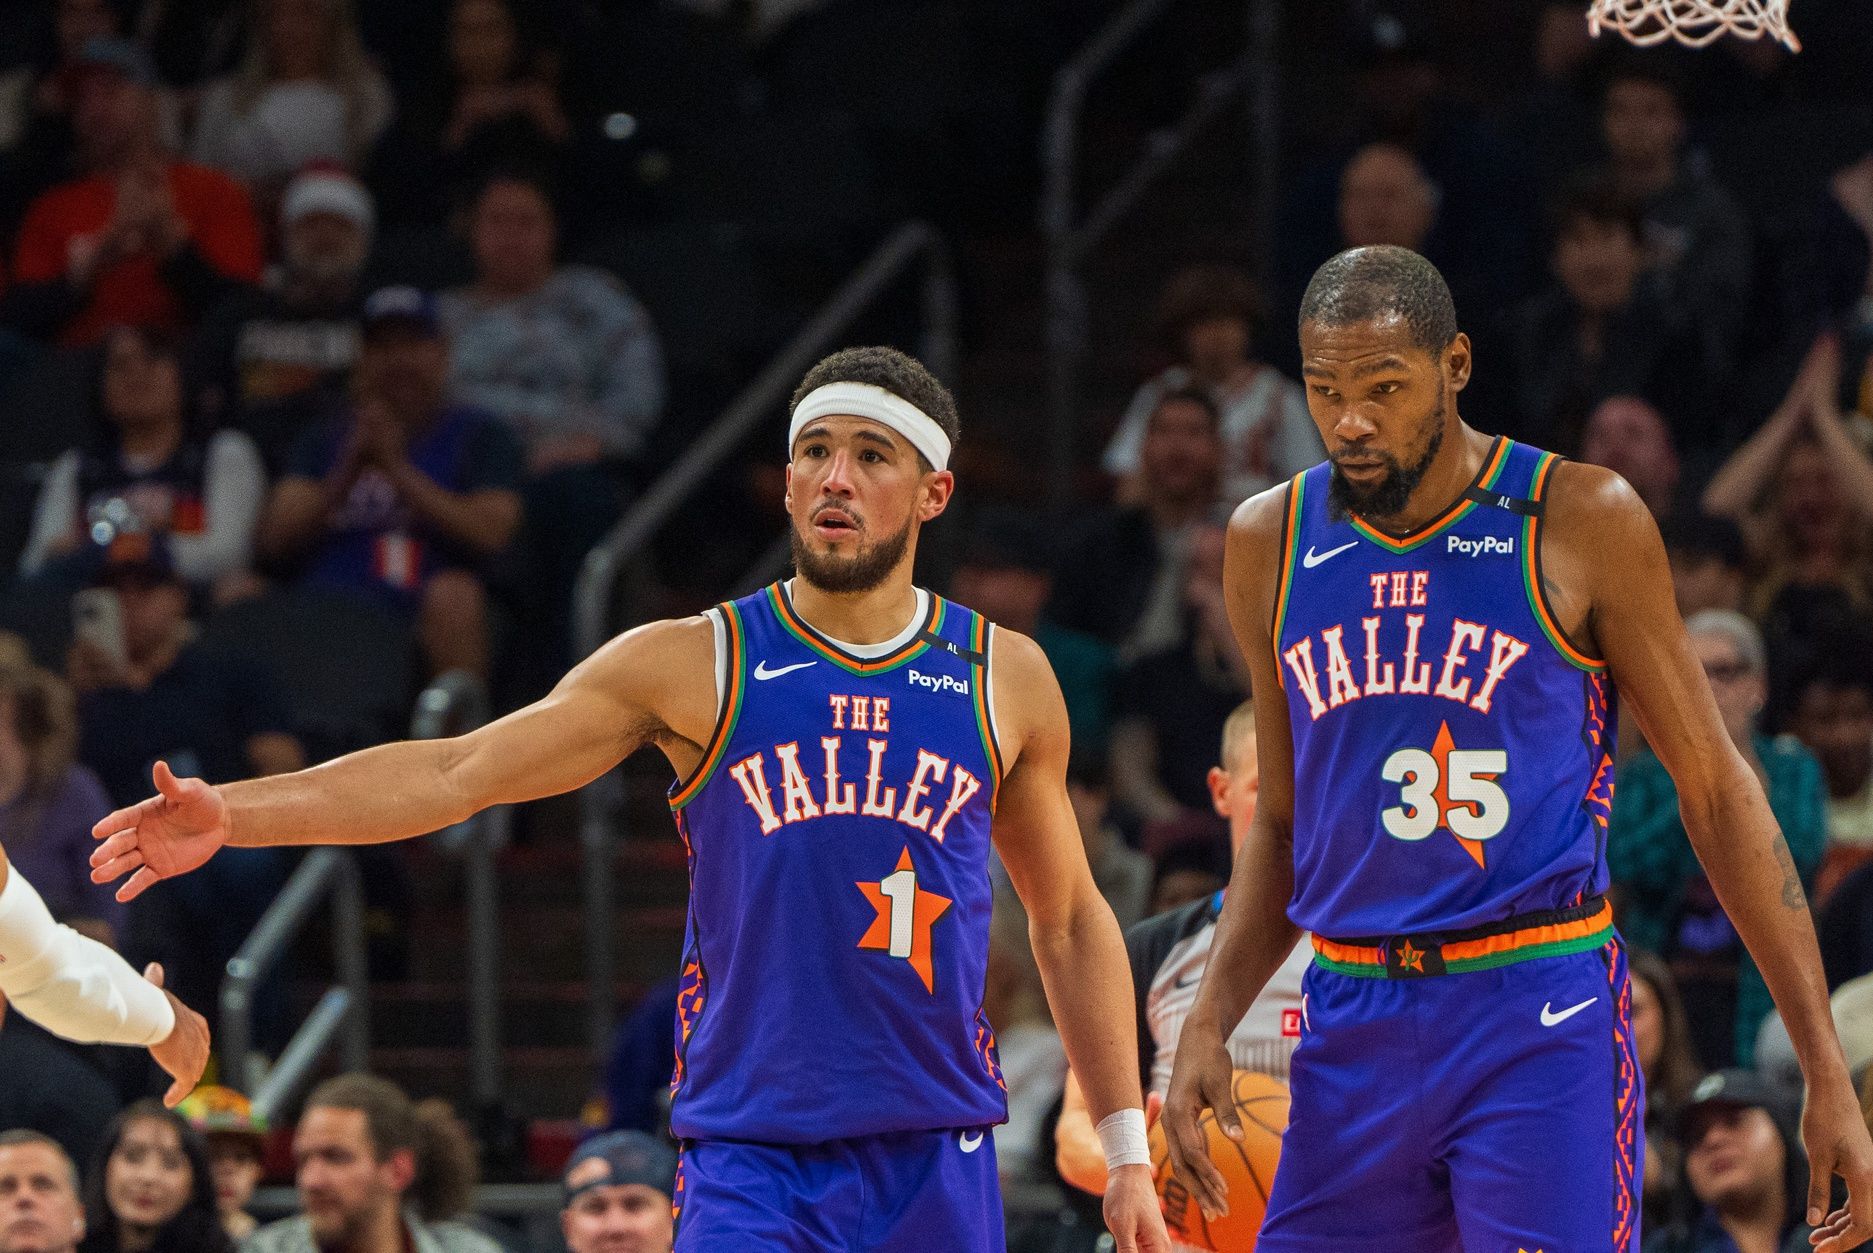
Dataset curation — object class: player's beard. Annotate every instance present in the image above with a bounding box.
[790,511,914,594]
[1328,383,1447,522]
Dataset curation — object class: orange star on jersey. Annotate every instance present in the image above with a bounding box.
[1430,720,1496,869]
[1396,939,1426,973]
[857,848,952,994]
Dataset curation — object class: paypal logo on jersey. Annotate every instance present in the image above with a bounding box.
[1447,535,1515,557]
[908,668,970,697]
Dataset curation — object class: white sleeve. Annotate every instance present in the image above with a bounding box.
[0,867,176,1047]
[168,430,266,585]
[19,451,81,575]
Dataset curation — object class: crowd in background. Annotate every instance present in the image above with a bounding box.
[0,0,1870,1249]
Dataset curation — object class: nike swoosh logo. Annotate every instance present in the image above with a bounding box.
[958,1131,984,1153]
[1540,997,1598,1027]
[753,660,817,681]
[1302,541,1358,568]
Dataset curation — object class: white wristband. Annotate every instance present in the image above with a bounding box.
[1096,1107,1151,1171]
[0,868,175,1047]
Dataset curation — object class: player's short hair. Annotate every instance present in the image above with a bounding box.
[0,1130,78,1192]
[1149,385,1223,434]
[1153,265,1265,354]
[1218,700,1256,772]
[1298,246,1458,358]
[792,347,960,470]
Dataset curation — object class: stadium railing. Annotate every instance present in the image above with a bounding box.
[1041,0,1280,505]
[569,220,958,1058]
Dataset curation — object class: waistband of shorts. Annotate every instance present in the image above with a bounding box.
[1310,895,1614,979]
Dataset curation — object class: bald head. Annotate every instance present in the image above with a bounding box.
[1339,143,1438,252]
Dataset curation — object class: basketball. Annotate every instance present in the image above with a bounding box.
[1147,1070,1289,1252]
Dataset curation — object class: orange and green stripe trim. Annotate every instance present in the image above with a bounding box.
[968,610,1004,810]
[1522,452,1606,673]
[1311,899,1615,978]
[765,583,942,675]
[1270,474,1306,674]
[670,602,747,809]
[1348,435,1513,553]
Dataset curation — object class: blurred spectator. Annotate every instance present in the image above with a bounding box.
[6,39,261,347]
[440,170,662,662]
[1108,524,1249,827]
[367,0,568,228]
[1056,701,1311,1203]
[1752,974,1873,1100]
[1337,141,1437,254]
[1494,180,1708,451]
[0,1130,86,1253]
[443,171,664,466]
[1819,859,1873,989]
[174,1086,265,1243]
[1498,2,1602,207]
[1784,654,1873,903]
[1053,389,1224,658]
[79,1100,231,1253]
[257,287,523,680]
[598,976,678,1138]
[1702,336,1873,646]
[1642,1071,1814,1253]
[0,0,131,234]
[20,325,266,597]
[1147,839,1229,918]
[66,538,300,1027]
[946,509,1112,754]
[1630,949,1702,1234]
[0,660,119,944]
[1101,266,1319,506]
[558,1132,675,1253]
[1577,394,1680,517]
[189,0,392,201]
[982,907,1065,1193]
[191,165,373,468]
[1610,611,1826,1067]
[246,1074,500,1253]
[1597,55,1753,360]
[1661,513,1749,619]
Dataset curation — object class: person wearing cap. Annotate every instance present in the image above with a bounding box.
[191,163,375,470]
[66,535,302,1037]
[5,37,261,347]
[91,344,1170,1252]
[560,1132,675,1253]
[256,285,524,680]
[176,1086,266,1242]
[1643,1069,1817,1253]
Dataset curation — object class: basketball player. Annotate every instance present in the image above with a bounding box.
[88,347,1169,1253]
[1056,702,1307,1191]
[0,845,209,1106]
[1163,246,1873,1251]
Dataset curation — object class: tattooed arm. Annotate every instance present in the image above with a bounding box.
[1545,462,1872,1247]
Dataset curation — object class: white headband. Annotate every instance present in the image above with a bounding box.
[788,382,951,471]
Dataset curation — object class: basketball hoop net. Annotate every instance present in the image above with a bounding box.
[1587,0,1800,50]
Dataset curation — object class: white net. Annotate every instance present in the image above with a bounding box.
[1587,0,1800,50]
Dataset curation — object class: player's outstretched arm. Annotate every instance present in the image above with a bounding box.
[91,616,715,902]
[0,852,209,1106]
[1557,463,1873,1249]
[989,631,1167,1253]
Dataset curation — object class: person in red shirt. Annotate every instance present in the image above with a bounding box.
[5,39,262,346]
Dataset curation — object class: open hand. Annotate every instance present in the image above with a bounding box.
[143,963,210,1108]
[90,761,230,902]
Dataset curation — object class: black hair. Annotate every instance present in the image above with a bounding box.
[1150,385,1223,433]
[1599,48,1691,112]
[790,346,960,469]
[1065,746,1110,792]
[468,162,561,221]
[1153,265,1266,357]
[88,324,203,454]
[1548,177,1644,251]
[81,1102,231,1253]
[1297,245,1458,357]
[1659,512,1747,572]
